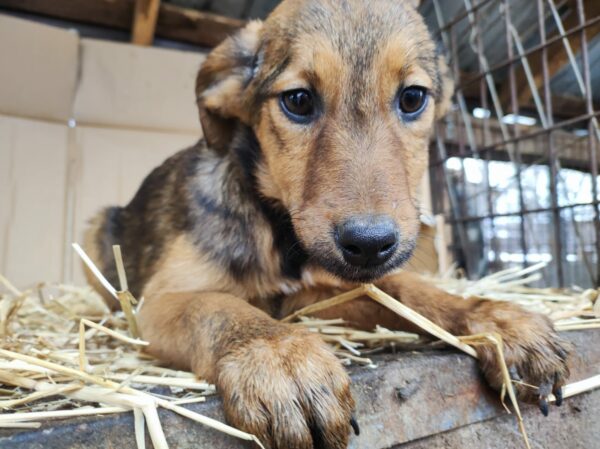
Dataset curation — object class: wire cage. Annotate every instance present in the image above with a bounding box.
[419,0,600,288]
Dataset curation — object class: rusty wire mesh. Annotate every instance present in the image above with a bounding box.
[422,0,600,288]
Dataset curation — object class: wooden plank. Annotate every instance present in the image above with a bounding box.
[156,2,244,47]
[131,0,160,46]
[0,0,134,32]
[0,0,245,48]
[499,0,600,108]
[516,95,600,120]
[1,330,598,449]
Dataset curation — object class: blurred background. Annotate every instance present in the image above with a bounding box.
[0,0,598,290]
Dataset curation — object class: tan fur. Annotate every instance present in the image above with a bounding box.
[143,234,290,301]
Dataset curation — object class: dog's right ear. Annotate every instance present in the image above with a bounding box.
[196,21,263,151]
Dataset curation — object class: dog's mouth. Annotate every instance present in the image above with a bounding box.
[308,239,417,283]
[290,213,418,282]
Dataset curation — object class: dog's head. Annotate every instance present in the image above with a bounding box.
[196,0,453,282]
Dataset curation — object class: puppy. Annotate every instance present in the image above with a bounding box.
[85,1,570,447]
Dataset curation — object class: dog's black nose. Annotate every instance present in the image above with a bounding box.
[335,215,399,267]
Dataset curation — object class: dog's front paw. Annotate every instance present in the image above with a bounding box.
[468,301,570,414]
[216,328,355,449]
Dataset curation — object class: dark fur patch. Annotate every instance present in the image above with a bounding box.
[230,127,309,279]
[93,131,309,296]
[98,149,197,296]
[93,206,123,290]
[250,55,291,114]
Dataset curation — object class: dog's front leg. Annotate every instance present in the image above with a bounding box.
[138,291,355,449]
[377,272,570,410]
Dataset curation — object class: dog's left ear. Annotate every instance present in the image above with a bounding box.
[434,53,455,119]
[196,21,263,151]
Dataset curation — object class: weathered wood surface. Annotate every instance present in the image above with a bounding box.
[1,329,598,449]
[0,0,244,47]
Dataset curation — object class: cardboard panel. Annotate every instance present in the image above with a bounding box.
[0,14,79,121]
[69,126,199,284]
[74,38,205,133]
[0,115,69,287]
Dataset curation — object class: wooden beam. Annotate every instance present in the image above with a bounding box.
[0,0,245,47]
[157,3,244,48]
[0,0,134,31]
[500,0,600,109]
[534,95,599,119]
[131,0,160,46]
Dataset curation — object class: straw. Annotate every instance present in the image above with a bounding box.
[1,260,599,449]
[363,284,478,357]
[112,245,141,339]
[72,243,118,301]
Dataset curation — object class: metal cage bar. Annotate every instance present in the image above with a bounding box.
[426,0,600,287]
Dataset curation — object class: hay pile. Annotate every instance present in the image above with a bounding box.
[0,251,599,449]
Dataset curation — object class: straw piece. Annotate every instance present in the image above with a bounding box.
[106,373,213,391]
[0,422,42,429]
[0,273,22,296]
[112,245,141,339]
[158,401,266,449]
[133,408,146,449]
[171,397,207,405]
[0,360,51,375]
[334,351,376,367]
[282,285,369,323]
[80,319,148,347]
[79,319,88,372]
[555,322,600,331]
[0,407,128,422]
[72,243,118,301]
[117,291,141,339]
[363,284,478,358]
[141,405,168,449]
[459,333,531,449]
[0,385,80,409]
[0,293,26,337]
[112,246,129,292]
[549,374,600,402]
[78,317,148,372]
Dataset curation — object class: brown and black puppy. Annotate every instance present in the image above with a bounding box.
[85,0,570,447]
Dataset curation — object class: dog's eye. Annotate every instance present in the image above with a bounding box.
[280,89,315,122]
[397,86,428,118]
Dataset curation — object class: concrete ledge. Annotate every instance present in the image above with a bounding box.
[2,330,599,449]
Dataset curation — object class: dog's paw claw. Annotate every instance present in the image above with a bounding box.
[350,416,360,436]
[508,365,522,382]
[539,397,549,416]
[554,385,564,407]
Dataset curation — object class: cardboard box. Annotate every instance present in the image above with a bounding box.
[0,16,205,286]
[74,38,205,133]
[0,115,69,286]
[0,15,79,122]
